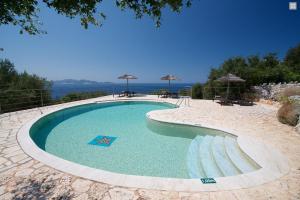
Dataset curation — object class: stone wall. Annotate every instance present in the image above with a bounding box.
[253,82,300,101]
[253,82,300,133]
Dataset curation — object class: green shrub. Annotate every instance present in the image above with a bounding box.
[205,43,300,91]
[277,102,300,126]
[0,59,52,113]
[243,91,260,102]
[179,88,191,96]
[60,91,107,103]
[192,83,203,99]
[150,89,168,95]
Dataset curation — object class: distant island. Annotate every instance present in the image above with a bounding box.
[52,79,113,85]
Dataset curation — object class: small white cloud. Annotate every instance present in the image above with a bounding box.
[289,2,297,10]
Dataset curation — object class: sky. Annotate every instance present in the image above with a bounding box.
[0,0,300,83]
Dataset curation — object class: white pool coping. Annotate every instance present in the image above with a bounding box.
[17,99,290,192]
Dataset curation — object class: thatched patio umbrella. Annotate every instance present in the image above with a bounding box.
[216,73,245,100]
[161,75,179,91]
[118,74,138,91]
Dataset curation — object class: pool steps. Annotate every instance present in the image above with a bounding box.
[212,136,240,176]
[224,136,258,173]
[187,135,259,178]
[199,135,223,178]
[187,136,205,178]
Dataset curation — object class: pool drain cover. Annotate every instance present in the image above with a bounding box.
[88,135,117,147]
[200,178,216,184]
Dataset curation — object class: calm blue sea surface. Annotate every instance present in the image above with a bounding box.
[52,83,194,99]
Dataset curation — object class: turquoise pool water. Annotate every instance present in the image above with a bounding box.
[30,101,259,178]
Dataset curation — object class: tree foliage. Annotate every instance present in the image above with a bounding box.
[0,59,52,112]
[0,59,108,113]
[59,91,107,103]
[205,44,300,87]
[0,0,192,35]
[202,44,300,99]
[284,43,300,72]
[191,83,203,99]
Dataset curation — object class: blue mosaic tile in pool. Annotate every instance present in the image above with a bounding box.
[88,135,117,147]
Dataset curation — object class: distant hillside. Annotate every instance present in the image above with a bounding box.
[53,79,112,85]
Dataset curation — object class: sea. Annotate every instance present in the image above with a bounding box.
[52,83,194,99]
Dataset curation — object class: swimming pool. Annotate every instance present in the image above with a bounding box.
[30,101,259,179]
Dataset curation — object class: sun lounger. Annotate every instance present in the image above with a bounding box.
[213,95,222,102]
[158,90,168,98]
[218,98,233,106]
[119,91,135,97]
[170,92,179,98]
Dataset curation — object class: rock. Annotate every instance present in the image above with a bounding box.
[289,95,300,102]
[277,102,300,126]
[254,83,300,101]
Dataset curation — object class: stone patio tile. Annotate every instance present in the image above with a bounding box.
[73,193,89,200]
[138,189,180,200]
[2,146,20,154]
[0,186,6,195]
[108,187,139,200]
[3,149,24,158]
[72,178,93,193]
[88,183,110,199]
[0,157,8,165]
[0,192,14,200]
[15,168,34,177]
[10,154,28,163]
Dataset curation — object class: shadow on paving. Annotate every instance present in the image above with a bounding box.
[11,177,73,200]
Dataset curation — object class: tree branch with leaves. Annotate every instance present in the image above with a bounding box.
[0,0,192,35]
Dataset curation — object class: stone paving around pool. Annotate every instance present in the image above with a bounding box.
[0,95,300,200]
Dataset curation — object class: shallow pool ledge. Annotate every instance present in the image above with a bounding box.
[17,100,289,192]
[147,109,290,185]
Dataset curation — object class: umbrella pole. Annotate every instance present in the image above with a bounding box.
[126,79,129,91]
[226,80,230,102]
[169,80,170,92]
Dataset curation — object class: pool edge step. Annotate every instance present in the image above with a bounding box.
[187,135,205,178]
[224,136,258,173]
[211,136,240,176]
[199,135,223,178]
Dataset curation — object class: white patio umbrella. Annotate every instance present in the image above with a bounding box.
[118,74,138,91]
[160,75,179,91]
